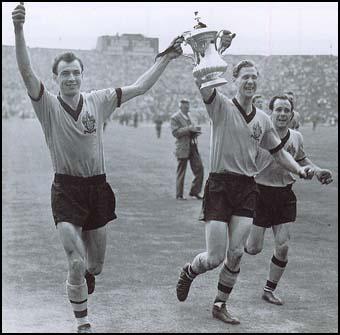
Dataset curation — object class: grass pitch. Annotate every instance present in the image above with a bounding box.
[2,119,338,333]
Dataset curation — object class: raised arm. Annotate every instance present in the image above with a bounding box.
[195,30,235,102]
[195,78,216,103]
[12,2,41,100]
[119,36,184,105]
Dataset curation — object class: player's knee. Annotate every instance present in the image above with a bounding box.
[206,252,225,270]
[88,262,104,276]
[69,258,86,278]
[245,244,262,255]
[276,242,289,259]
[227,248,244,269]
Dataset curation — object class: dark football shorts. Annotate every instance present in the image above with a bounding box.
[199,172,259,223]
[253,183,297,228]
[51,173,117,231]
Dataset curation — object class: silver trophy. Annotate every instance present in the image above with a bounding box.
[182,12,234,89]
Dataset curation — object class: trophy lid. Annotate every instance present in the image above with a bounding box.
[184,11,217,37]
[193,11,207,29]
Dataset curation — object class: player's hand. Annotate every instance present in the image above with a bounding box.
[218,30,236,54]
[315,169,333,185]
[304,165,315,180]
[166,35,184,60]
[298,166,313,179]
[12,2,25,30]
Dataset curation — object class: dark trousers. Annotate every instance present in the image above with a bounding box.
[156,125,162,138]
[176,144,204,198]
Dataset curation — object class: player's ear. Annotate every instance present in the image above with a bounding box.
[53,73,58,83]
[290,111,295,121]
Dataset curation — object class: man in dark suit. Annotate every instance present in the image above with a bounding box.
[170,99,204,200]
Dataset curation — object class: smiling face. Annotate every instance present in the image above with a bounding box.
[54,60,83,97]
[234,66,258,98]
[271,98,294,130]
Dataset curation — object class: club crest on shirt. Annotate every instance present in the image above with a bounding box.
[286,143,296,157]
[82,111,96,134]
[251,121,262,141]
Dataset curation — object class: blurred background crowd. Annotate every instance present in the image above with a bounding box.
[2,45,338,127]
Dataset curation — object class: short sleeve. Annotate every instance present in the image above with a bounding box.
[295,132,307,162]
[255,147,272,173]
[28,82,54,135]
[89,88,120,121]
[203,89,230,124]
[260,117,282,153]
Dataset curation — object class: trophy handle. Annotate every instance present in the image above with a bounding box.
[215,30,235,55]
[214,30,225,55]
[181,31,197,65]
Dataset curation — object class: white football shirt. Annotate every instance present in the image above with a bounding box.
[29,83,121,177]
[255,129,306,186]
[204,89,282,176]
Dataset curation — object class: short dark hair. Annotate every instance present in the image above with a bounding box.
[52,52,84,75]
[269,95,293,111]
[252,95,263,103]
[232,60,258,78]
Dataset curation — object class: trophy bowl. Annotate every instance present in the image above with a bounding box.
[182,13,232,90]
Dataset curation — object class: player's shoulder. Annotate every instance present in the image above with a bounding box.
[290,128,303,141]
[82,89,100,101]
[32,84,59,105]
[213,89,230,104]
[32,83,56,98]
[254,107,272,123]
[86,87,118,97]
[255,107,269,117]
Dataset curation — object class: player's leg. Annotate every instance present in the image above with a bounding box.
[82,178,117,295]
[212,215,252,324]
[82,225,107,294]
[188,144,204,198]
[245,183,270,255]
[244,224,266,255]
[176,158,188,199]
[57,222,91,332]
[176,220,228,301]
[262,223,290,305]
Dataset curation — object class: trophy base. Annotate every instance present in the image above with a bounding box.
[200,77,227,89]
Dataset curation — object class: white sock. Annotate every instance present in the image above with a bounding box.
[66,279,90,327]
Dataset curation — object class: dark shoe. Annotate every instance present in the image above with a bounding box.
[176,263,194,301]
[262,290,283,305]
[176,196,187,200]
[85,271,95,295]
[77,323,92,333]
[212,303,240,324]
[189,193,203,200]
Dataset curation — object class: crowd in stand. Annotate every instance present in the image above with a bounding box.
[2,45,338,126]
